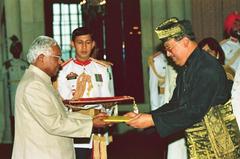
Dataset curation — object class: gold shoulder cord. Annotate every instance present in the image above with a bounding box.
[185,100,240,159]
[223,65,235,81]
[225,48,240,67]
[148,54,165,85]
[72,72,93,100]
[219,39,227,45]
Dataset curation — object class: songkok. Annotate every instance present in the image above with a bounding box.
[224,11,240,35]
[155,17,194,43]
[10,35,19,42]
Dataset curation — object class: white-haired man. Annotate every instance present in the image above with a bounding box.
[11,36,109,159]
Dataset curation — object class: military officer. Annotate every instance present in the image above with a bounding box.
[221,11,240,71]
[57,27,114,159]
[2,35,28,142]
[148,51,187,159]
[148,51,168,110]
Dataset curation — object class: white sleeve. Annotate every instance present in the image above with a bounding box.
[231,65,240,128]
[164,65,177,103]
[149,65,160,110]
[149,55,167,110]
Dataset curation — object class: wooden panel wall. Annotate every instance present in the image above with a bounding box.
[192,0,240,42]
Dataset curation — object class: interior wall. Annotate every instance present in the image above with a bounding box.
[0,0,6,143]
[192,0,240,42]
[4,0,45,58]
[1,0,45,143]
[139,0,192,111]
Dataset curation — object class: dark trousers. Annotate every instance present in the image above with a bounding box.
[75,148,92,159]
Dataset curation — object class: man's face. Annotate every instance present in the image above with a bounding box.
[44,45,62,77]
[233,19,240,31]
[164,38,187,66]
[231,19,240,39]
[71,34,95,61]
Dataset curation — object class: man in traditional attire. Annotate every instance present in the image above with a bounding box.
[11,35,109,159]
[57,27,114,159]
[125,17,240,159]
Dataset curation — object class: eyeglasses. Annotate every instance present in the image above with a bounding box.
[164,42,179,52]
[48,55,62,60]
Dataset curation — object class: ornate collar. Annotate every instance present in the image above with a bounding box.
[74,59,92,66]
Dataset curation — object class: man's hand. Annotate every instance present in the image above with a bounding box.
[93,112,111,128]
[124,112,155,129]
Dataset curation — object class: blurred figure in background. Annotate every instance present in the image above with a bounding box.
[1,35,29,143]
[221,11,240,72]
[199,37,235,80]
[148,47,186,159]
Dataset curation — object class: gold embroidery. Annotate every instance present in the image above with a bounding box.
[185,100,240,159]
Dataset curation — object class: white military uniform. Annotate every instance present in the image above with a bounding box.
[221,37,240,71]
[148,52,187,159]
[148,52,167,110]
[1,58,28,143]
[231,64,240,129]
[57,57,114,149]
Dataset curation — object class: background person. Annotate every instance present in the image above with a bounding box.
[57,27,114,159]
[198,37,235,80]
[221,11,240,72]
[148,48,186,159]
[1,35,29,142]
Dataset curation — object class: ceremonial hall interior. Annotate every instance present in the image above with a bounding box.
[0,0,240,158]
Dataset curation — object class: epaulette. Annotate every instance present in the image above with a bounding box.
[147,51,161,67]
[147,52,165,80]
[90,58,113,67]
[219,39,228,45]
[61,58,73,67]
[153,51,161,58]
[148,54,154,67]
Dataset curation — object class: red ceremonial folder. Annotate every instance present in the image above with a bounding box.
[63,96,138,122]
[63,96,134,105]
[63,96,135,109]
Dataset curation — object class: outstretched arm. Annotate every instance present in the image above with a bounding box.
[124,112,155,128]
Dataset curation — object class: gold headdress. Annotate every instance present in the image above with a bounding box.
[155,17,193,42]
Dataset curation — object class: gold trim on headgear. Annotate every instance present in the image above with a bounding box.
[155,17,185,41]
